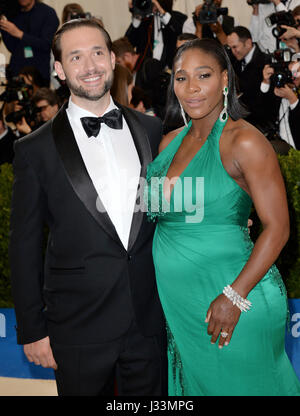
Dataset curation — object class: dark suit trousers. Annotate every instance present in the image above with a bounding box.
[51,319,167,396]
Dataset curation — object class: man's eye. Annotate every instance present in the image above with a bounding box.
[72,56,80,62]
[175,77,186,82]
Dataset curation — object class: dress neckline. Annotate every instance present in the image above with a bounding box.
[163,118,226,203]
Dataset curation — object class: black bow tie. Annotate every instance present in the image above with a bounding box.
[80,109,123,138]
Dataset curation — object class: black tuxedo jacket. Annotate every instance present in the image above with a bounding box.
[0,128,17,165]
[9,103,165,346]
[231,44,271,127]
[125,10,187,69]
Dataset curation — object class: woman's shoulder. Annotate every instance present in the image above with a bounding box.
[158,126,185,154]
[224,118,274,154]
[223,118,278,168]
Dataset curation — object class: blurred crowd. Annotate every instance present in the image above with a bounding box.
[0,0,300,166]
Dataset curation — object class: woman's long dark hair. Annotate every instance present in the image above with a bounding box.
[163,38,248,132]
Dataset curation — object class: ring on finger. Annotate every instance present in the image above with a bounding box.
[220,331,229,338]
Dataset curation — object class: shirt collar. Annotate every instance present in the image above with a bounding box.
[67,95,117,120]
[244,45,256,65]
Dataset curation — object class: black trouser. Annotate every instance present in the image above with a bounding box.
[51,319,167,396]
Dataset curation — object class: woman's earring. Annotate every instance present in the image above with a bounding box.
[219,86,228,122]
[179,101,188,127]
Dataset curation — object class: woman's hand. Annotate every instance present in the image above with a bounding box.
[205,294,241,348]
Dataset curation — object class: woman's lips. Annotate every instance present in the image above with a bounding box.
[184,98,206,108]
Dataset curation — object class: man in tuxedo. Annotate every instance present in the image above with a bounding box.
[227,26,271,128]
[9,18,167,396]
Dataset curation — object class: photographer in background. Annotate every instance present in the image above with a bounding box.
[182,0,235,45]
[61,3,84,24]
[227,26,271,127]
[279,5,300,51]
[125,0,187,70]
[248,0,300,52]
[32,87,60,124]
[112,36,169,118]
[260,57,300,149]
[0,0,59,86]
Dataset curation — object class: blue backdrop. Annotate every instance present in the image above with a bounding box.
[0,301,300,382]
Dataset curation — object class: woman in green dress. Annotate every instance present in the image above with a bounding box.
[146,38,300,396]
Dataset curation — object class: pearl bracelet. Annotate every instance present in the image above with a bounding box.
[223,285,252,312]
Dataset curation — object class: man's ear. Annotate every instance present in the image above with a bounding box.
[246,38,252,51]
[111,51,116,71]
[54,61,66,81]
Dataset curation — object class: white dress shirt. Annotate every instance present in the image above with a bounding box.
[244,44,256,66]
[66,96,141,250]
[260,82,298,148]
[249,0,300,53]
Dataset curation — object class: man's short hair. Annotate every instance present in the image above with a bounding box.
[52,18,112,62]
[177,33,198,42]
[112,37,135,58]
[229,26,252,42]
[32,87,61,107]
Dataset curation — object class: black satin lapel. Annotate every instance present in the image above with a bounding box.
[51,105,123,248]
[121,106,153,251]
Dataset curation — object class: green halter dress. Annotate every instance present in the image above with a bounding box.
[146,117,300,396]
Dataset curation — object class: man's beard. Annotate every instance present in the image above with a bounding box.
[66,72,114,102]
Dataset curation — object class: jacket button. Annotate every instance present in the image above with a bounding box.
[128,255,132,261]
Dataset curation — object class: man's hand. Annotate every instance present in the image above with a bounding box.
[262,64,274,84]
[0,19,23,39]
[249,3,259,16]
[274,84,298,105]
[270,0,281,5]
[152,0,165,15]
[24,336,58,370]
[210,21,227,44]
[16,116,32,135]
[0,119,7,135]
[280,25,300,40]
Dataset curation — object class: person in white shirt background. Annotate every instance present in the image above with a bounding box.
[249,0,300,52]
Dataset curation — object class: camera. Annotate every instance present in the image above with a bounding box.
[197,0,228,25]
[269,48,294,88]
[247,0,270,5]
[265,10,296,38]
[0,76,41,126]
[69,12,92,20]
[132,0,153,18]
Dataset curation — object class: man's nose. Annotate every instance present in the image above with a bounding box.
[83,55,97,72]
